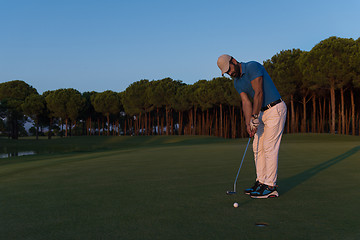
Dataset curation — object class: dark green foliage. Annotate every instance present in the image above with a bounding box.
[91,90,121,136]
[0,80,38,112]
[264,49,303,100]
[122,79,150,115]
[45,89,85,137]
[0,80,37,139]
[298,37,358,134]
[2,36,360,138]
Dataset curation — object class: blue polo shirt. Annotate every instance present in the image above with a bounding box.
[233,61,281,108]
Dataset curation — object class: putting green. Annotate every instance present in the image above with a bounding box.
[0,134,359,239]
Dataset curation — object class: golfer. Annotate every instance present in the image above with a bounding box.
[217,54,287,198]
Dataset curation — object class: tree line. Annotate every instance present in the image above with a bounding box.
[1,36,359,139]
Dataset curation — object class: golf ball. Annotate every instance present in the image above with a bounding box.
[233,202,239,208]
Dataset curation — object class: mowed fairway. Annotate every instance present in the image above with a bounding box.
[1,134,360,240]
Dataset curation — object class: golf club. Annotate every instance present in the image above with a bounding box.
[226,137,251,195]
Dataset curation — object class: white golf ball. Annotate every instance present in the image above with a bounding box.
[233,202,239,208]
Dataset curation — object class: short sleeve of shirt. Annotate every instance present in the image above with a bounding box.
[246,62,263,81]
[233,61,281,107]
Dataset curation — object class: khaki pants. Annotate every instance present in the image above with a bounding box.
[253,101,287,186]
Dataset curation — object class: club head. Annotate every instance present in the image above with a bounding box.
[226,191,236,195]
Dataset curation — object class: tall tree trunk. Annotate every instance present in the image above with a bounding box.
[151,112,153,135]
[226,112,230,138]
[215,108,218,137]
[286,110,290,134]
[318,98,323,133]
[240,107,245,138]
[295,107,299,133]
[358,113,360,136]
[70,120,73,137]
[301,96,307,133]
[322,97,326,133]
[65,118,68,137]
[220,104,223,138]
[330,85,336,134]
[351,89,355,136]
[82,119,85,136]
[345,109,350,135]
[223,112,227,138]
[171,109,173,135]
[165,106,169,135]
[142,113,146,135]
[197,113,201,135]
[148,112,151,135]
[10,113,18,139]
[128,118,132,135]
[157,108,160,135]
[328,100,331,133]
[91,117,93,135]
[290,94,295,133]
[232,106,236,139]
[97,118,100,136]
[312,93,316,133]
[73,120,77,136]
[234,113,237,138]
[102,118,105,136]
[178,111,182,135]
[144,111,148,135]
[189,110,192,135]
[340,87,345,135]
[161,114,164,135]
[209,110,214,136]
[338,104,341,134]
[228,106,232,138]
[35,118,39,140]
[147,112,150,135]
[206,109,210,136]
[124,118,127,136]
[48,117,52,139]
[88,117,91,136]
[184,111,189,135]
[60,119,63,137]
[117,120,119,136]
[132,118,135,135]
[138,113,141,135]
[87,117,90,136]
[201,111,205,135]
[107,114,110,136]
[193,106,197,135]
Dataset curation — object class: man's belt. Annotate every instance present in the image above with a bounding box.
[261,98,283,112]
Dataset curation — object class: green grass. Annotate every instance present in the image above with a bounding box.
[1,134,360,240]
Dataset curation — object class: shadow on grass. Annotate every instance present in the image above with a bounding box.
[279,145,360,195]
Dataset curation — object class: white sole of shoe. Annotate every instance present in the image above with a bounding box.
[250,190,279,199]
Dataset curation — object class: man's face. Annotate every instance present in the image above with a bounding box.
[227,62,241,78]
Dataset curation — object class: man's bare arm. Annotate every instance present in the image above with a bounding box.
[251,76,263,116]
[240,92,255,137]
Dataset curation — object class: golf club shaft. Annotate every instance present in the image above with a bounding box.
[233,137,251,192]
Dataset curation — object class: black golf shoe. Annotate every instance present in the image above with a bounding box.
[244,181,262,195]
[250,184,279,199]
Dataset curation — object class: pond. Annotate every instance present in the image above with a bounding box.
[0,151,37,159]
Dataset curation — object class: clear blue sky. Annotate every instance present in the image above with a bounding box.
[1,0,359,94]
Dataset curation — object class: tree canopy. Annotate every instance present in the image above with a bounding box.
[0,80,37,139]
[2,36,360,138]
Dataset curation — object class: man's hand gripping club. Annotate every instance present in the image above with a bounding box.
[248,115,259,138]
